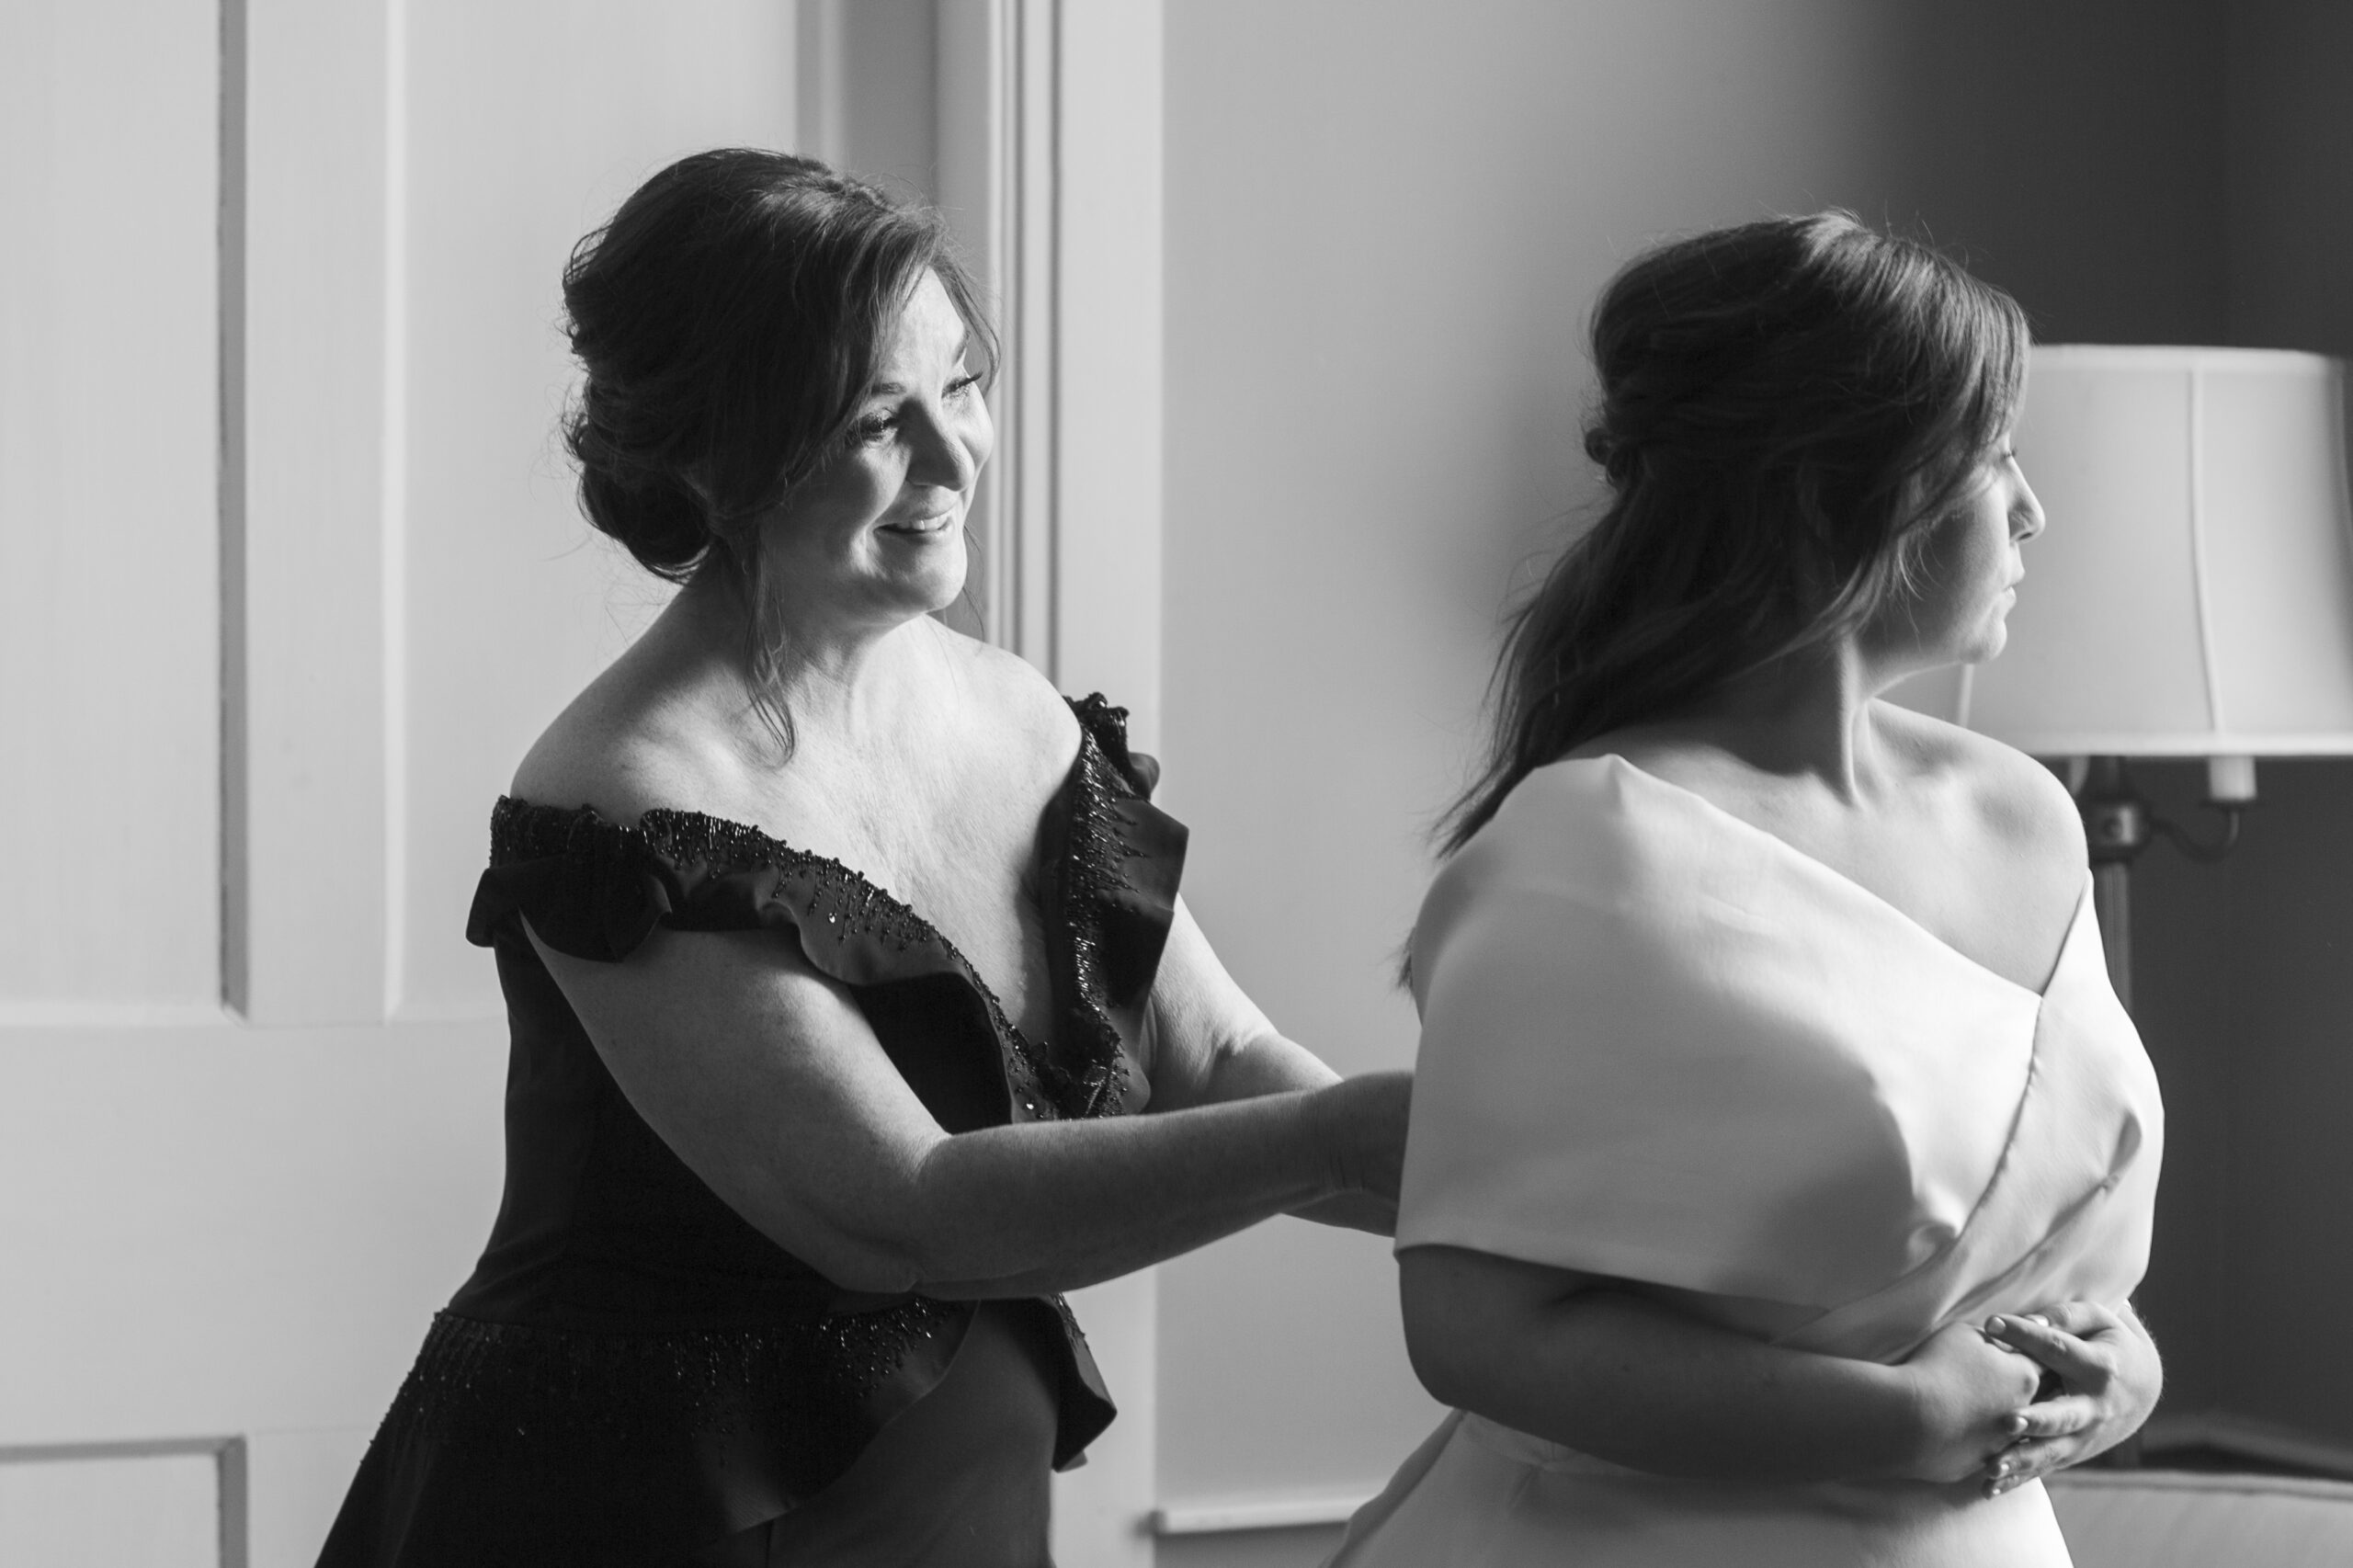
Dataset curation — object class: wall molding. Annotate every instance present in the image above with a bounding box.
[932,0,1059,669]
[0,1436,248,1568]
[931,5,1168,1561]
[1152,1488,1373,1536]
[222,0,398,1027]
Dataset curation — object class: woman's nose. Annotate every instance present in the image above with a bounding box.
[2013,478,2047,541]
[905,403,981,492]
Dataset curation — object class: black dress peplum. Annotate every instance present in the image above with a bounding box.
[317,695,1187,1567]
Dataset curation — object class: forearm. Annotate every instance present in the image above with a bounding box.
[1286,1192,1398,1233]
[908,1085,1347,1296]
[1402,1242,1954,1484]
[1176,1030,1397,1233]
[1427,1287,1924,1483]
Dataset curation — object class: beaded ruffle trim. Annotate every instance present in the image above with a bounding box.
[487,696,1161,1126]
[1035,718,1151,1118]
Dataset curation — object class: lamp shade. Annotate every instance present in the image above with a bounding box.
[1910,346,2353,756]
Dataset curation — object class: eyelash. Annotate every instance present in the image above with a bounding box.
[847,374,984,448]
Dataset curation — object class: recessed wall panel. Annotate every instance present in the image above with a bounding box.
[0,1450,220,1568]
[0,0,221,1010]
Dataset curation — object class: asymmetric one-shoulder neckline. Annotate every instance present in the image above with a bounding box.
[1564,753,2090,1003]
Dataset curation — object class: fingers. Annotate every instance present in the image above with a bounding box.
[2013,1392,2097,1437]
[1961,1328,2047,1406]
[1983,1437,2076,1498]
[1984,1314,2112,1386]
[2022,1301,2124,1339]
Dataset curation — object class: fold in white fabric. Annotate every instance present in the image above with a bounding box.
[1334,755,2164,1568]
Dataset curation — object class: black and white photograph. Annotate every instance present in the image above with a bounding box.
[4,2,2352,1564]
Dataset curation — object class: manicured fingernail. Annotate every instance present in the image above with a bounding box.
[2006,1415,2029,1436]
[1987,1316,2008,1334]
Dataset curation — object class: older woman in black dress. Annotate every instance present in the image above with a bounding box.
[316,150,1409,1567]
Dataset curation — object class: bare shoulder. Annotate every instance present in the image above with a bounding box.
[509,655,742,827]
[1874,701,2086,868]
[925,620,1084,767]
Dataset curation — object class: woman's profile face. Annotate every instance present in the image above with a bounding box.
[1880,440,2046,672]
[756,269,995,629]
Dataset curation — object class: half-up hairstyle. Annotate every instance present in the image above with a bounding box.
[561,149,995,735]
[1438,211,2028,855]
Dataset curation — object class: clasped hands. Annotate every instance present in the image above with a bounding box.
[1904,1301,2162,1499]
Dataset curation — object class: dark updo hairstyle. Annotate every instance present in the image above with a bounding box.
[1440,210,2029,855]
[561,148,994,646]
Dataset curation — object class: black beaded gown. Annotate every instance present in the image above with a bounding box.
[316,696,1186,1568]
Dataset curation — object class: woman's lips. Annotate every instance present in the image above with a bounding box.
[881,510,958,537]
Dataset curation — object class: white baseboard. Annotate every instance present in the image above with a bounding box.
[1152,1490,1374,1536]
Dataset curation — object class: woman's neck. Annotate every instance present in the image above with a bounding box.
[662,573,945,752]
[1666,640,1912,802]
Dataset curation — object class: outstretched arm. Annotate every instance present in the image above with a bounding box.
[1402,1244,2051,1486]
[1142,895,1406,1233]
[532,918,1407,1301]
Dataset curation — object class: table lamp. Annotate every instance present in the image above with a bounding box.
[1895,346,2353,1008]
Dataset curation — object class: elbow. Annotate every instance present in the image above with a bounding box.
[767,1221,924,1296]
[819,1248,924,1297]
[733,1184,930,1296]
[759,1138,962,1296]
[1399,1270,1483,1412]
[890,1135,1007,1290]
[1404,1332,1477,1413]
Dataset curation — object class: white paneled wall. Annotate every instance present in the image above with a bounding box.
[2,0,1179,1560]
[0,1,798,1562]
[0,0,221,1017]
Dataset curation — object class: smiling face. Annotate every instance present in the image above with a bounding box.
[751,270,995,637]
[1870,440,2047,676]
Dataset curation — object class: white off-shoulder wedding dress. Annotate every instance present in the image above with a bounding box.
[1330,756,2163,1568]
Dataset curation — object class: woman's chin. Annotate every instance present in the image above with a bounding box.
[904,538,972,618]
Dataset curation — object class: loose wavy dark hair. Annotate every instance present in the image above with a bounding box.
[560,149,995,736]
[1438,211,2028,856]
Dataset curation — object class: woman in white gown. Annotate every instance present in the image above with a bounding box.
[1332,212,2164,1567]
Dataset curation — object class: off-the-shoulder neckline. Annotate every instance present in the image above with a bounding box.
[1545,753,2091,1004]
[495,741,1106,1007]
[498,692,1137,978]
